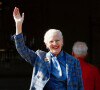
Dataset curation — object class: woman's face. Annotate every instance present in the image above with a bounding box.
[45,32,63,56]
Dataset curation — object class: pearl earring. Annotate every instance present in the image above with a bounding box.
[46,46,49,49]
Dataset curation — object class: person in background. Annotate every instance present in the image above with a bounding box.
[13,7,84,90]
[72,41,100,90]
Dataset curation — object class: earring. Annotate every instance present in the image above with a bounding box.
[46,46,49,49]
[62,44,64,47]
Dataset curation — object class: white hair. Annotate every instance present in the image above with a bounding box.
[44,29,63,43]
[72,41,88,56]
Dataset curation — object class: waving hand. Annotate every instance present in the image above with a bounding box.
[13,7,24,35]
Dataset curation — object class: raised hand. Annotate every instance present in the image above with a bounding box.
[13,7,24,23]
[13,7,24,35]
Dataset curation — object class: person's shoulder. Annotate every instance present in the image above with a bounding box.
[63,51,78,62]
[87,63,99,71]
[82,61,99,72]
[36,49,46,55]
[63,51,76,58]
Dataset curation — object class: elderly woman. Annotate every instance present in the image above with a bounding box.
[13,7,84,90]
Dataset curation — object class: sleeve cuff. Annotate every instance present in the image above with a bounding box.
[12,33,23,40]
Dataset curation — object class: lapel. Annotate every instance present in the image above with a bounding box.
[65,52,73,83]
[36,50,51,73]
[44,52,51,73]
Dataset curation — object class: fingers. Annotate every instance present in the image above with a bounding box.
[13,7,19,16]
[13,7,24,23]
[22,13,24,20]
[13,7,24,17]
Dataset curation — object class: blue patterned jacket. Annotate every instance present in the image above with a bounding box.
[14,33,84,90]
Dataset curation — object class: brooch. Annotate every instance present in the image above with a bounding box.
[45,58,49,62]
